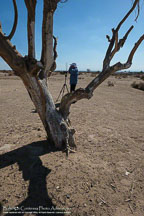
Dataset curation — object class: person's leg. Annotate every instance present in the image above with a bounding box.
[70,84,76,92]
[70,84,75,92]
[71,84,77,103]
[73,84,76,91]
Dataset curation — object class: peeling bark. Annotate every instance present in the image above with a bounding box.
[41,1,56,79]
[21,72,75,150]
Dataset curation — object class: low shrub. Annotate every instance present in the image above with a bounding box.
[131,81,144,91]
[107,81,114,87]
[140,75,144,81]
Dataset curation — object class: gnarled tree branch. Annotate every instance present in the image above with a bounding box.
[48,36,58,77]
[116,0,139,31]
[127,34,144,64]
[59,32,144,119]
[59,0,143,120]
[41,0,60,79]
[103,0,139,70]
[59,88,91,119]
[5,0,18,40]
[53,36,58,61]
[24,0,37,58]
[0,32,26,73]
[135,0,140,21]
[24,55,43,75]
[110,25,134,61]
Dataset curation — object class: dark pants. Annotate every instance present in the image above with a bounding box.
[70,84,76,92]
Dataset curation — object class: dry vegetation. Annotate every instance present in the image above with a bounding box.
[131,81,144,91]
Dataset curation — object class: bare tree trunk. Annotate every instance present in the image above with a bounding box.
[20,72,75,150]
[0,0,76,153]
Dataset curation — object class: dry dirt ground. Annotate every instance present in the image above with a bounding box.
[0,73,144,216]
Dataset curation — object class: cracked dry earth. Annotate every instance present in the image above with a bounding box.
[0,73,144,216]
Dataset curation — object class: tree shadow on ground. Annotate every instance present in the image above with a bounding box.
[0,140,66,216]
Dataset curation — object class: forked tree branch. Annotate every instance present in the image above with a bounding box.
[24,0,37,58]
[59,89,91,119]
[110,25,134,61]
[59,0,143,119]
[103,0,139,70]
[109,31,118,60]
[5,0,18,40]
[59,34,144,119]
[0,0,43,76]
[118,25,134,47]
[116,0,139,31]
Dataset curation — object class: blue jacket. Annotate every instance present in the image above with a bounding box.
[69,67,79,85]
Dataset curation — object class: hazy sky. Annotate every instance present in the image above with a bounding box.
[0,0,144,71]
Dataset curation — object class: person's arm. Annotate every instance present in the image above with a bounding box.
[68,66,72,74]
[77,68,79,75]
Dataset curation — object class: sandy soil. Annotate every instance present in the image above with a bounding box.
[0,73,144,216]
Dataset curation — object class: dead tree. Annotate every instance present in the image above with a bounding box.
[0,0,143,154]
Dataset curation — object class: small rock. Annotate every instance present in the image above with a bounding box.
[15,195,21,198]
[66,194,70,199]
[125,171,130,176]
[88,140,92,142]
